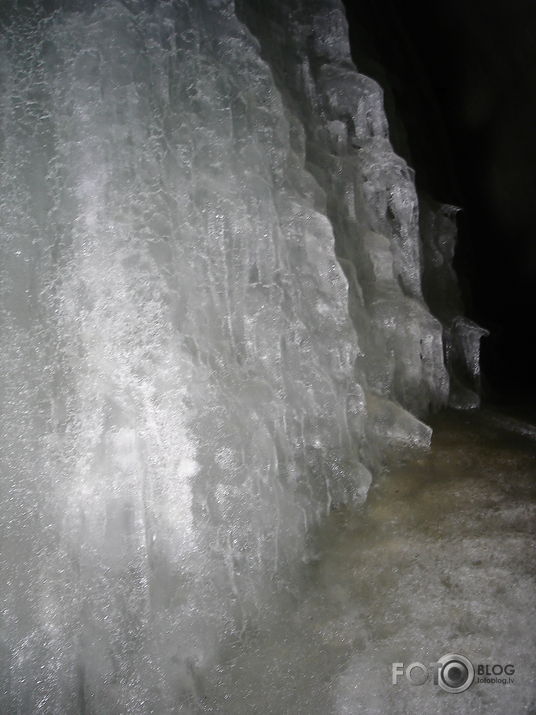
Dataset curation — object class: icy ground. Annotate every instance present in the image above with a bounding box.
[202,408,536,714]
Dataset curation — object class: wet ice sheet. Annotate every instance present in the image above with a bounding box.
[0,1,489,707]
[202,409,536,713]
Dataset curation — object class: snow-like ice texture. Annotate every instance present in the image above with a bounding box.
[0,0,456,710]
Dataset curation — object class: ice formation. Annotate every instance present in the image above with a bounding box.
[0,0,479,711]
[419,197,488,408]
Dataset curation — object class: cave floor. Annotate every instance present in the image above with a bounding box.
[205,408,536,714]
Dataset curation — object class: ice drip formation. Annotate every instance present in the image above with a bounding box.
[0,0,486,710]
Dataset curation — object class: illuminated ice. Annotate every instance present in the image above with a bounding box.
[0,0,473,711]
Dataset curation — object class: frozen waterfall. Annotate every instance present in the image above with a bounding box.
[0,0,479,711]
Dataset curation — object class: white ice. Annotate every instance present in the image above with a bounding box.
[0,0,489,711]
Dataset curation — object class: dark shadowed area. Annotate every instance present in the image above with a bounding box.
[342,0,536,404]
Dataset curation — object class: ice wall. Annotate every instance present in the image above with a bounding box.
[1,0,453,710]
[236,0,449,425]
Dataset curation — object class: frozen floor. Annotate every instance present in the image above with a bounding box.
[203,408,536,714]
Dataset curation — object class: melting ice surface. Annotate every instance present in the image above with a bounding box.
[0,0,487,711]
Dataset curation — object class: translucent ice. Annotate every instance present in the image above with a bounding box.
[0,0,470,710]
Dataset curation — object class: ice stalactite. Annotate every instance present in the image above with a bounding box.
[237,0,451,442]
[419,197,488,408]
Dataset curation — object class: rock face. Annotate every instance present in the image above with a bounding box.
[0,0,474,710]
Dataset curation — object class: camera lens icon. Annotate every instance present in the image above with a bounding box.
[437,653,474,693]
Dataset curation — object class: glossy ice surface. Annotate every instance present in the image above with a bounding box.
[0,1,487,711]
